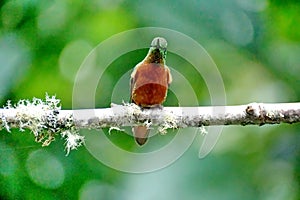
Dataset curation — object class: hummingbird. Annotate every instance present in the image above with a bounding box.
[130,37,172,145]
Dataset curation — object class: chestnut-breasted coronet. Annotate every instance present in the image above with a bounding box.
[130,37,172,145]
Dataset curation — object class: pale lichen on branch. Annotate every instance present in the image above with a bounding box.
[1,95,300,154]
[0,95,84,155]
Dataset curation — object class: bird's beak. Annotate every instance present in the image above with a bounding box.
[151,38,161,49]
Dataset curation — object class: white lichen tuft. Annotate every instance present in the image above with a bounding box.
[61,130,85,156]
[143,120,152,129]
[198,126,208,136]
[1,94,83,155]
[1,113,10,132]
[13,95,62,137]
[158,112,178,134]
[45,94,61,109]
[124,102,142,117]
[266,111,275,119]
[108,126,125,134]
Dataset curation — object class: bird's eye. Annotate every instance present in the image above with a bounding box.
[151,37,167,49]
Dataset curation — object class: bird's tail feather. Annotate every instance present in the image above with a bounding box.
[132,126,149,146]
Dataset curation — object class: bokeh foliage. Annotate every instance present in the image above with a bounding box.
[1,0,300,199]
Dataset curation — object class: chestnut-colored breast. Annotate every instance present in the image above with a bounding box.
[131,62,171,107]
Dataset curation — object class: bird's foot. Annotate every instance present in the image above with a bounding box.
[139,104,164,110]
[153,104,164,110]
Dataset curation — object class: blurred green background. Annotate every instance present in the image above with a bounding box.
[1,0,300,199]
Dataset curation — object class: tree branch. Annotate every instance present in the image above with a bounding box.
[72,102,300,128]
[1,95,300,153]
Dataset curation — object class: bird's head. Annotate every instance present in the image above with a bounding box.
[145,37,167,64]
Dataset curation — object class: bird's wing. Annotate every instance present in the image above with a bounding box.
[129,76,134,103]
[166,65,172,86]
[130,63,140,103]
